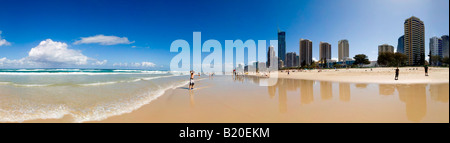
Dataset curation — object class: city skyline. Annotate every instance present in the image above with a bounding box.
[0,0,449,69]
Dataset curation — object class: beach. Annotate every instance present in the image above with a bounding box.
[89,73,449,123]
[1,67,448,123]
[263,67,449,84]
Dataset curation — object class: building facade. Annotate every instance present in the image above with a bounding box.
[299,39,313,66]
[378,44,394,55]
[442,35,449,58]
[286,52,297,68]
[397,35,404,54]
[338,39,349,61]
[404,16,425,65]
[429,36,443,57]
[319,42,331,62]
[266,45,276,68]
[278,30,286,67]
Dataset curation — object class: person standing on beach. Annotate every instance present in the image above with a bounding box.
[189,71,195,90]
[395,67,399,80]
[424,65,429,76]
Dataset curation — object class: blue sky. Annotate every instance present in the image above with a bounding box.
[0,0,448,69]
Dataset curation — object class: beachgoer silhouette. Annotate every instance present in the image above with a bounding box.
[395,67,399,80]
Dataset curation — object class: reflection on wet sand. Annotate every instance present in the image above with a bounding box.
[396,84,427,122]
[300,80,314,104]
[430,84,449,103]
[189,90,195,108]
[241,75,448,122]
[320,82,332,100]
[339,83,350,102]
[355,83,368,89]
[379,84,395,96]
[278,79,287,113]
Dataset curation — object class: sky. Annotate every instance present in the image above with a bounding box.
[0,0,449,69]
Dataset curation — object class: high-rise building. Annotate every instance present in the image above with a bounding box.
[267,45,276,68]
[397,35,404,54]
[299,39,313,66]
[278,30,286,67]
[378,44,394,55]
[404,16,425,65]
[319,42,331,62]
[338,39,349,61]
[286,52,297,68]
[429,36,443,57]
[295,55,299,67]
[442,35,449,58]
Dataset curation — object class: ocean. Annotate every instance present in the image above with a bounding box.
[0,69,189,122]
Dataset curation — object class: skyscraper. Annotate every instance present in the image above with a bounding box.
[299,39,313,66]
[429,36,443,57]
[278,30,286,67]
[338,39,349,61]
[378,44,394,55]
[319,42,331,62]
[286,52,297,68]
[267,45,276,68]
[404,16,425,65]
[442,35,449,58]
[397,35,404,54]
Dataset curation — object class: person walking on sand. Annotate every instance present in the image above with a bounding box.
[189,71,195,90]
[395,67,399,80]
[424,65,429,76]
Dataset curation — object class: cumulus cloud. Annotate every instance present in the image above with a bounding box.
[0,57,26,66]
[141,62,156,67]
[74,35,134,45]
[113,62,156,68]
[312,57,318,62]
[0,39,106,67]
[92,60,108,66]
[0,31,11,46]
[28,39,89,65]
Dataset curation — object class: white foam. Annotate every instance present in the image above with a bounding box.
[0,79,191,123]
[78,75,177,87]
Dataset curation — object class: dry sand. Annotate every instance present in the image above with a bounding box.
[258,67,449,84]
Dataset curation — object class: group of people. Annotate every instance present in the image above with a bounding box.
[394,65,429,80]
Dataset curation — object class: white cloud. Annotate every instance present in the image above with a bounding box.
[141,62,156,67]
[0,57,25,66]
[113,62,156,68]
[74,35,134,45]
[92,60,108,66]
[331,57,338,61]
[28,39,89,65]
[0,31,11,46]
[1,39,106,67]
[312,57,318,62]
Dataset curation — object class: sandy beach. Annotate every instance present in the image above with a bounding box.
[259,67,449,84]
[88,75,448,123]
[17,67,449,123]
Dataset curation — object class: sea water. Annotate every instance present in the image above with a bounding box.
[0,69,189,122]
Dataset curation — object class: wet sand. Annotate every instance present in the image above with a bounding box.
[20,67,449,123]
[88,75,448,123]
